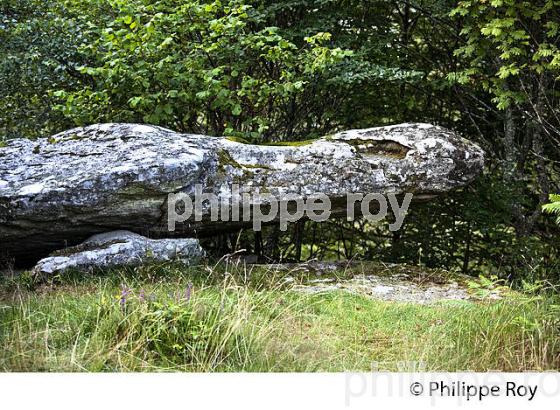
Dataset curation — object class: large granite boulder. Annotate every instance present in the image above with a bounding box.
[0,122,484,264]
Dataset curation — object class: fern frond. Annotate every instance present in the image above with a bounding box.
[542,194,560,225]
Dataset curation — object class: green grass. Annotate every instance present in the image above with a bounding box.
[0,262,558,372]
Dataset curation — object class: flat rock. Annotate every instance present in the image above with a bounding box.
[291,275,474,304]
[0,122,484,263]
[32,230,205,275]
[266,261,505,304]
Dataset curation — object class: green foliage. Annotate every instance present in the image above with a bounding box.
[0,0,92,138]
[52,0,352,141]
[543,194,560,225]
[450,0,560,109]
[1,0,426,141]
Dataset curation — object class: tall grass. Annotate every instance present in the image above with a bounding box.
[0,263,299,371]
[0,262,558,371]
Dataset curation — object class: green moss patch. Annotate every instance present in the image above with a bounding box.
[225,136,318,147]
[225,136,251,144]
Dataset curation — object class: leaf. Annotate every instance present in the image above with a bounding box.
[128,96,143,108]
[232,104,242,116]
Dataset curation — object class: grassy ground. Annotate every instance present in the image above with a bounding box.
[0,262,559,372]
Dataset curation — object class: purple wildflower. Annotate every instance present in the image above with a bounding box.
[138,288,145,303]
[120,284,131,311]
[184,283,193,302]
